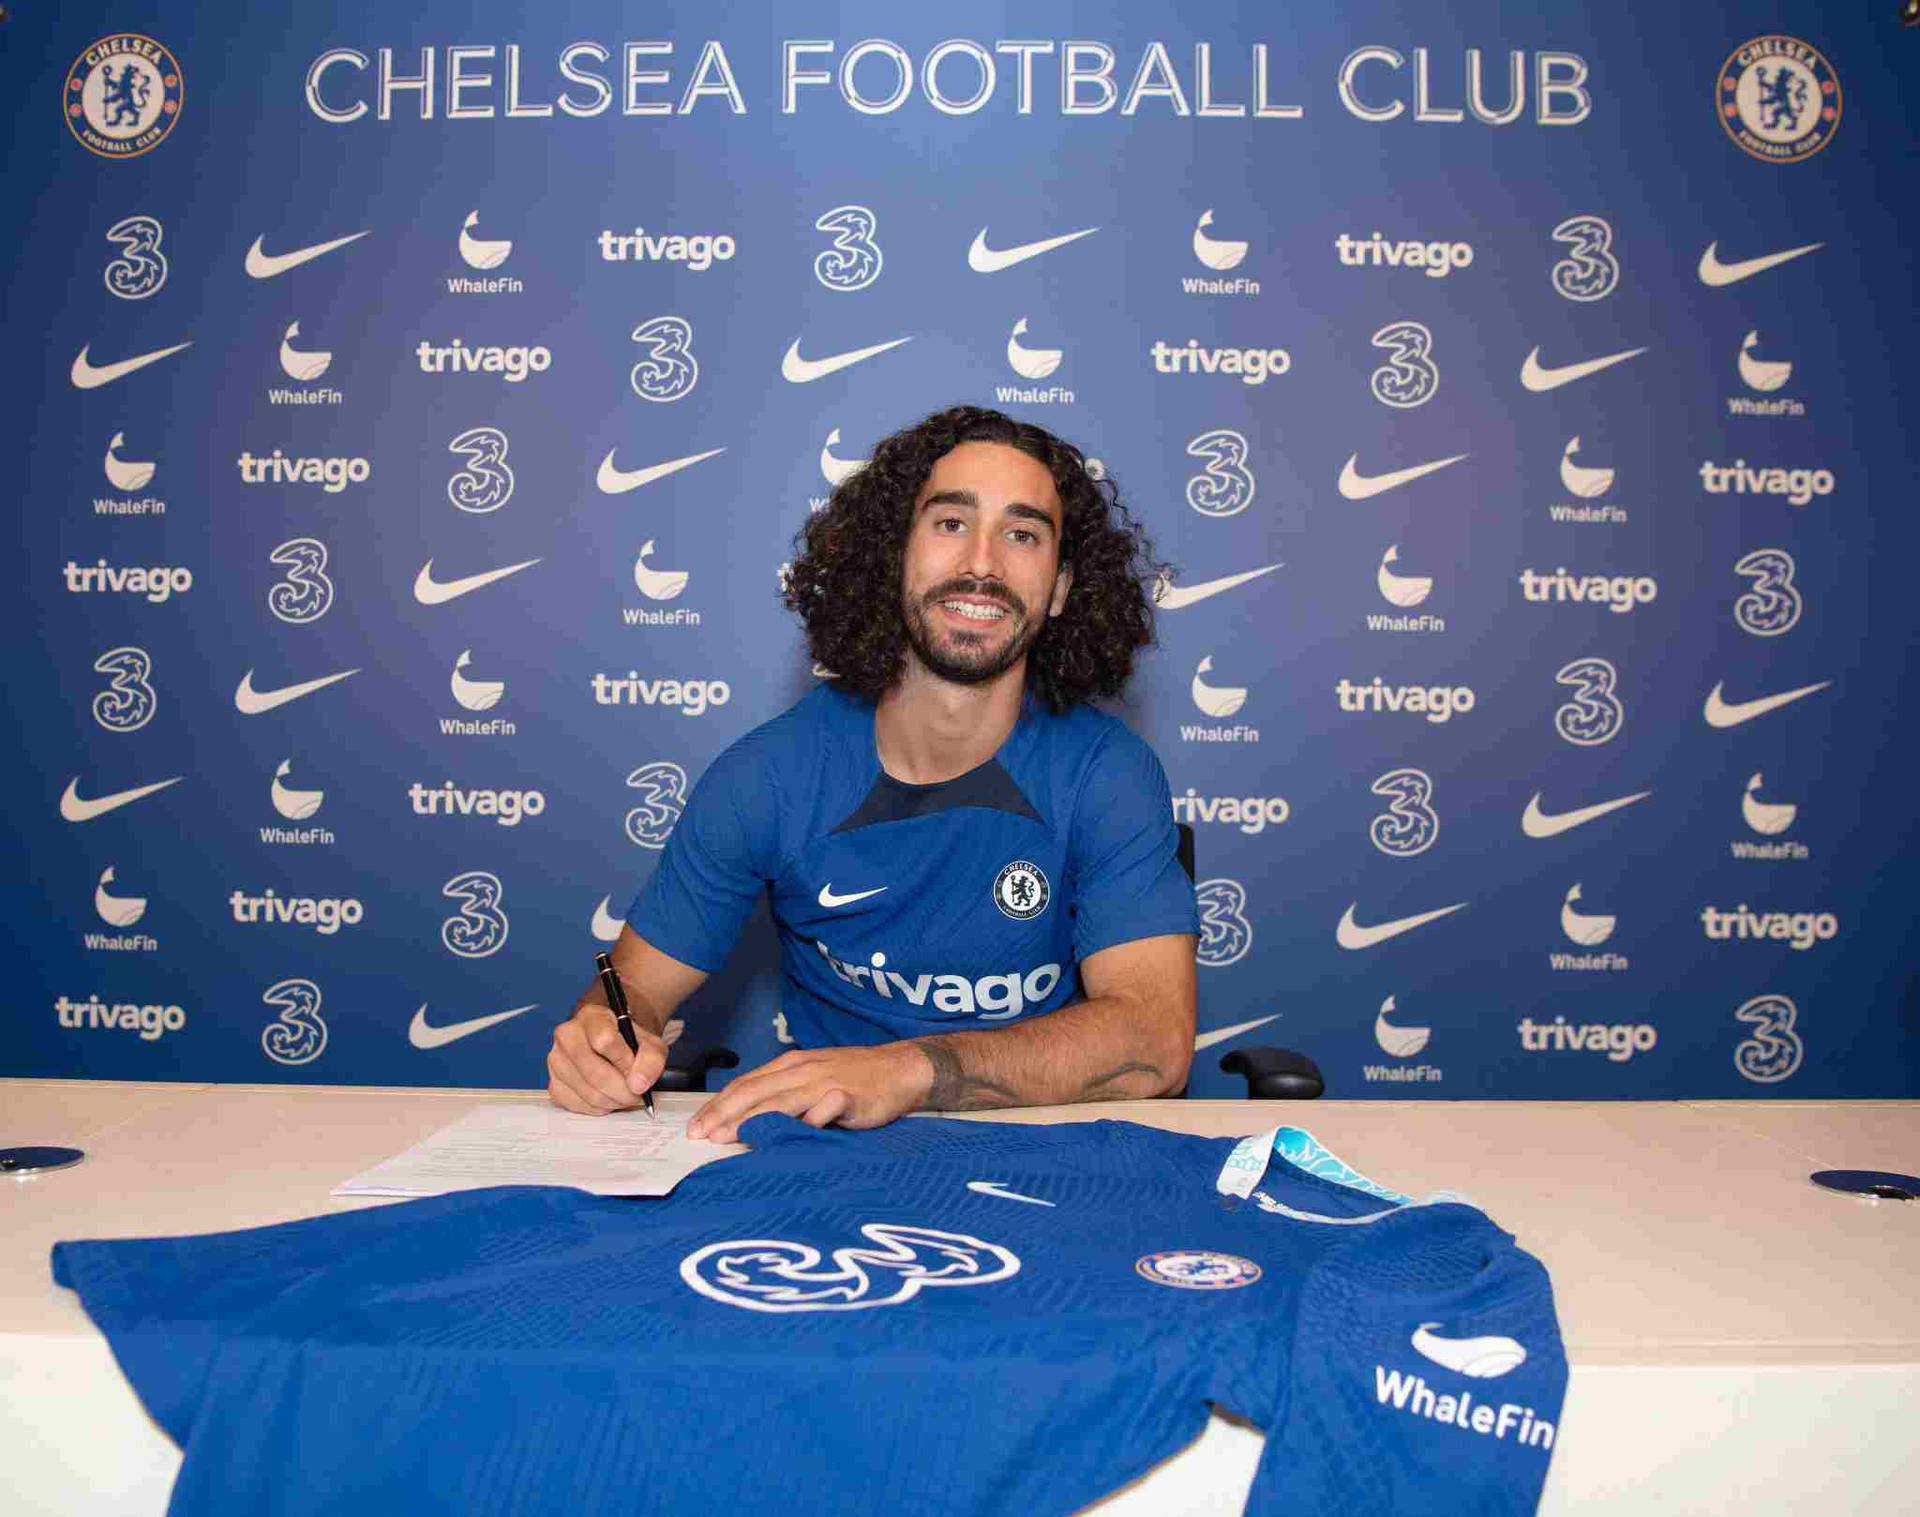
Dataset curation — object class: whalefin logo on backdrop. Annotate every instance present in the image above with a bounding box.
[264,757,333,846]
[1549,214,1618,301]
[1186,210,1257,294]
[101,433,161,513]
[1734,994,1803,1083]
[1559,885,1615,946]
[1190,656,1245,717]
[103,215,168,298]
[1185,429,1255,517]
[1735,773,1807,860]
[271,324,341,404]
[87,864,159,952]
[65,35,183,158]
[683,1224,1020,1313]
[1195,879,1252,966]
[1000,318,1072,403]
[1367,996,1439,1087]
[1548,435,1627,522]
[1728,330,1807,419]
[815,941,1062,1020]
[819,428,868,488]
[1717,37,1840,163]
[92,646,156,732]
[1374,547,1436,623]
[633,541,690,600]
[456,209,520,289]
[591,896,624,941]
[450,649,506,712]
[816,205,882,290]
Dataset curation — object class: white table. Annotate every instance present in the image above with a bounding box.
[3,1081,1916,1514]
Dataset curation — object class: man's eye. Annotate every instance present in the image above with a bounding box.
[1009,528,1037,545]
[937,517,965,532]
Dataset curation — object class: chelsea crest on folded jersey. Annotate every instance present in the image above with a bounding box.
[629,684,1199,1046]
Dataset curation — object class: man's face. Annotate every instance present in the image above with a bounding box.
[899,441,1072,687]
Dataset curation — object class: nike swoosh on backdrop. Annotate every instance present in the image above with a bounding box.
[819,884,888,909]
[1521,790,1652,839]
[1194,1014,1281,1052]
[245,231,372,279]
[235,667,362,714]
[1337,902,1467,950]
[1697,240,1823,288]
[596,447,726,494]
[1338,452,1469,500]
[967,226,1100,273]
[781,337,913,383]
[409,1003,538,1050]
[1154,564,1282,610]
[966,1181,1056,1206]
[71,342,193,389]
[414,557,542,605]
[1520,346,1647,392]
[1703,680,1832,728]
[60,775,183,822]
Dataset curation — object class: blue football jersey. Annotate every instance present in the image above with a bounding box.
[629,684,1199,1047]
[53,1115,1565,1517]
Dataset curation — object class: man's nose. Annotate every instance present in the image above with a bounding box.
[961,525,1005,580]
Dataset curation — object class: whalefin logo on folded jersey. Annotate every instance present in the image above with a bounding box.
[682,1224,1019,1312]
[1412,1323,1527,1378]
[1136,1251,1262,1291]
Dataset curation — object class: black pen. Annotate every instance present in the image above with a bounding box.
[595,951,656,1120]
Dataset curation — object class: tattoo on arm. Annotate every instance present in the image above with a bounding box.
[1079,1062,1166,1098]
[915,1037,1020,1111]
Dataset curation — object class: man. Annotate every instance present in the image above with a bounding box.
[546,405,1198,1142]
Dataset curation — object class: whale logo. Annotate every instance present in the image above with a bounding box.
[1376,545,1432,607]
[1192,209,1248,271]
[1737,331,1792,393]
[1559,436,1614,498]
[591,896,624,942]
[633,541,689,602]
[1411,1323,1527,1378]
[1006,317,1062,380]
[820,428,867,486]
[1191,656,1246,718]
[1374,995,1431,1058]
[459,210,512,270]
[271,759,325,821]
[278,322,332,382]
[94,866,148,928]
[1742,773,1797,835]
[451,649,504,712]
[1560,884,1616,946]
[103,432,155,492]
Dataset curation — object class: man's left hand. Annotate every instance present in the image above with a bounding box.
[686,1042,935,1143]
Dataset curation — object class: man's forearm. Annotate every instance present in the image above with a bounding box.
[909,995,1192,1112]
[577,967,671,1039]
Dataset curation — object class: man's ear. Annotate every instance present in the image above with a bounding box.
[1048,563,1073,618]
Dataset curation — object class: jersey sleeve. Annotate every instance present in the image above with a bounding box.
[1245,1210,1569,1517]
[627,740,780,972]
[1067,726,1199,960]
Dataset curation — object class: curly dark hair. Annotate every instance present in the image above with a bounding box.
[783,406,1166,713]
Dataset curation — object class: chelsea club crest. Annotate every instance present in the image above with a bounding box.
[993,860,1049,921]
[1717,36,1840,164]
[66,35,184,159]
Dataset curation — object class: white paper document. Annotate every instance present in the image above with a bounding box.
[331,1103,745,1199]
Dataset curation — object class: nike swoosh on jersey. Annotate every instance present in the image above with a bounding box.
[1519,345,1647,392]
[1702,680,1832,728]
[59,775,183,822]
[70,342,194,389]
[244,231,372,279]
[781,337,913,383]
[234,667,362,714]
[595,447,726,494]
[413,557,542,605]
[1337,452,1470,500]
[1336,902,1467,950]
[408,1003,538,1050]
[1154,564,1282,610]
[1193,1014,1281,1052]
[1521,790,1653,838]
[966,1181,1056,1206]
[1696,240,1824,288]
[818,884,888,909]
[967,226,1100,273]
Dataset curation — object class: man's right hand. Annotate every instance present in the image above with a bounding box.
[546,1000,668,1114]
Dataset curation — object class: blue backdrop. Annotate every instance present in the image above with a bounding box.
[5,1,1916,1098]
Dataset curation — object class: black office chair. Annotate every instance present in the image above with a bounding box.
[658,823,1324,1098]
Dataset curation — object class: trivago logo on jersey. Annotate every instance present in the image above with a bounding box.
[55,993,186,1041]
[1171,790,1290,835]
[815,941,1062,1021]
[416,338,552,382]
[236,450,371,492]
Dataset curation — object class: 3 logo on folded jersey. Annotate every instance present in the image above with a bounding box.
[681,1223,1019,1312]
[1135,1251,1262,1290]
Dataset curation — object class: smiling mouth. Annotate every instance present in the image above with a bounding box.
[940,599,1010,622]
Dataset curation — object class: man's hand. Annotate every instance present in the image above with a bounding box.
[547,1003,668,1115]
[686,1043,935,1143]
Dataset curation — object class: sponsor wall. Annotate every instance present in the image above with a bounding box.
[7,2,1917,1098]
